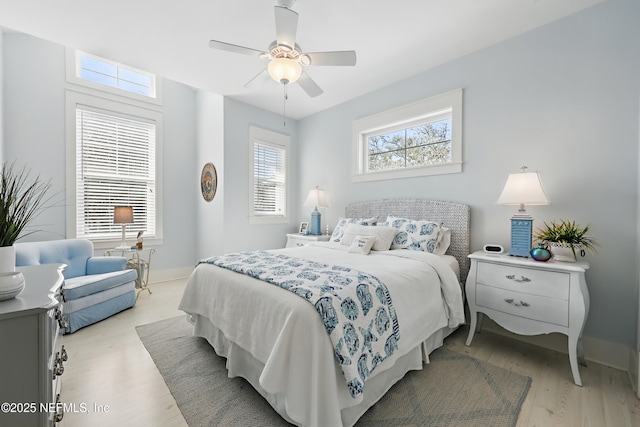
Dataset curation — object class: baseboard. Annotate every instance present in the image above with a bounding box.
[148,266,194,284]
[480,318,631,372]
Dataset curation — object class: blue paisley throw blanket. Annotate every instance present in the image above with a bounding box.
[198,250,400,398]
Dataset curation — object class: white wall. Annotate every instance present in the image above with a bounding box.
[298,0,640,353]
[222,98,299,252]
[196,90,225,259]
[0,29,4,164]
[2,33,200,275]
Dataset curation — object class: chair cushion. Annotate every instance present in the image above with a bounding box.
[63,269,137,300]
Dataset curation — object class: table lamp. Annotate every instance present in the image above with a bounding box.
[496,167,550,257]
[303,186,328,235]
[113,206,133,249]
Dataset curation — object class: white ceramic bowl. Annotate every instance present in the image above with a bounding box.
[0,272,25,301]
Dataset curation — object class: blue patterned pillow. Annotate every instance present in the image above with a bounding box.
[384,215,443,252]
[330,217,378,243]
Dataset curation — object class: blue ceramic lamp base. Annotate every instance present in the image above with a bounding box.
[508,216,533,257]
[309,209,321,235]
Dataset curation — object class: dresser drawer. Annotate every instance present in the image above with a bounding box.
[476,261,569,300]
[476,283,569,326]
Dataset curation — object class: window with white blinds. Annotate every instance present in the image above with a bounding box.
[75,106,156,240]
[249,126,290,223]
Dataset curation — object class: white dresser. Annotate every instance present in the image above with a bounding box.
[0,264,67,426]
[285,233,330,248]
[465,251,589,386]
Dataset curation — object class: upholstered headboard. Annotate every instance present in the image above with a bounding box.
[345,199,471,278]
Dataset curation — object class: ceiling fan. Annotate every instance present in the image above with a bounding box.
[209,0,356,98]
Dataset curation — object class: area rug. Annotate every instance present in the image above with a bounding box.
[136,316,531,427]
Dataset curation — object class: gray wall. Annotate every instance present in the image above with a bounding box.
[297,0,640,348]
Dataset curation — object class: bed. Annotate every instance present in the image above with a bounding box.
[179,199,470,426]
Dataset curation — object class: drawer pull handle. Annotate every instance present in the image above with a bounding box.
[53,352,65,379]
[55,309,69,330]
[504,298,530,307]
[61,345,68,362]
[506,274,531,283]
[54,394,64,423]
[296,243,304,246]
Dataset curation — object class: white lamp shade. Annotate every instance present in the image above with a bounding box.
[303,187,328,208]
[496,172,550,206]
[268,58,302,84]
[113,206,134,224]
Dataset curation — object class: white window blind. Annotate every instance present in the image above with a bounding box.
[75,107,156,240]
[253,141,286,216]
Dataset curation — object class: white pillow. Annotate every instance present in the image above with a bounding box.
[384,215,443,253]
[330,217,378,243]
[340,224,398,251]
[347,235,376,255]
[432,227,451,255]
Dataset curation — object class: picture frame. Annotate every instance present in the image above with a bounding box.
[299,222,309,234]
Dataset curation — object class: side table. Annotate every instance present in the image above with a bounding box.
[105,248,155,300]
[465,251,590,386]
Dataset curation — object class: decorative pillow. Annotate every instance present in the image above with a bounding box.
[432,226,451,255]
[330,217,378,243]
[340,224,398,251]
[347,235,376,255]
[384,215,443,252]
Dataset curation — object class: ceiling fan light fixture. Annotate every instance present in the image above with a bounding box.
[268,57,302,84]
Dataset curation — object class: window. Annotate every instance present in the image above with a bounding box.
[66,49,162,104]
[249,126,290,224]
[66,92,163,246]
[352,89,463,182]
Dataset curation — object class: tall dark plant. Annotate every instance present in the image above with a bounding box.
[0,162,53,246]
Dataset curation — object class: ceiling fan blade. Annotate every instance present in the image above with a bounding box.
[274,6,298,50]
[297,72,323,98]
[209,40,265,57]
[244,69,271,88]
[305,51,357,66]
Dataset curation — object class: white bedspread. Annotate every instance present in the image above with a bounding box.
[179,243,465,426]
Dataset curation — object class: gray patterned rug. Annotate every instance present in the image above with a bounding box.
[136,316,531,427]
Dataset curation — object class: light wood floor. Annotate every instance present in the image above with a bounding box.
[59,279,640,427]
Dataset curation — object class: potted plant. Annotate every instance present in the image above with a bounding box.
[0,161,53,272]
[533,219,598,262]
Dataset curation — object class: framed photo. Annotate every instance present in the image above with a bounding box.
[299,222,309,234]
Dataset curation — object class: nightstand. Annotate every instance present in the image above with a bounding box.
[465,251,590,386]
[285,233,330,248]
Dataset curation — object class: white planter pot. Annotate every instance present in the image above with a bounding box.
[549,242,580,262]
[0,245,16,273]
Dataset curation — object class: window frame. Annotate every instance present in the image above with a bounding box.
[248,126,290,224]
[65,90,164,249]
[66,48,163,106]
[352,89,463,182]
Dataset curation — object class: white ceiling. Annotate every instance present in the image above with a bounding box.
[0,0,604,119]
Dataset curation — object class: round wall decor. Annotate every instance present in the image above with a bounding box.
[200,162,217,202]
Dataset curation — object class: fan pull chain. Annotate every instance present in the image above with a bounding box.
[282,83,288,127]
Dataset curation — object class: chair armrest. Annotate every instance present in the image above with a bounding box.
[87,256,128,274]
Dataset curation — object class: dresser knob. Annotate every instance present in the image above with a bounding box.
[296,243,304,246]
[61,345,68,362]
[505,274,531,283]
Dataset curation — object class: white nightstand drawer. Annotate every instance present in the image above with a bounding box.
[477,262,569,300]
[285,233,330,248]
[476,283,569,327]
